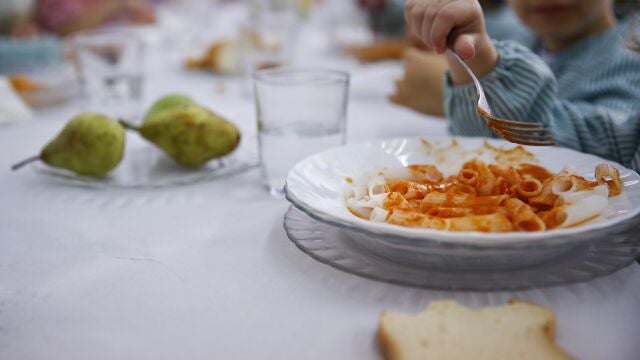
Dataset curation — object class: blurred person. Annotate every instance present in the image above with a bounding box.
[35,0,155,36]
[404,0,640,171]
[0,0,155,74]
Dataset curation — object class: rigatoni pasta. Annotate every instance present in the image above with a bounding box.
[346,160,623,232]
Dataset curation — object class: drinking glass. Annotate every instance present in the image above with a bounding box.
[241,1,299,96]
[72,28,144,122]
[253,68,349,196]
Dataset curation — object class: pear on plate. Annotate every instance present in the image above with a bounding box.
[122,104,241,168]
[12,112,125,176]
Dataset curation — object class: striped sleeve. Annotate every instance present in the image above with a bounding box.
[444,40,640,171]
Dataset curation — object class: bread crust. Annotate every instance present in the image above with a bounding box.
[377,300,574,360]
[377,312,401,360]
[185,39,239,74]
[345,40,406,62]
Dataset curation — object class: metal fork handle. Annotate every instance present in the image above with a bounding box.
[447,49,491,115]
[446,50,556,146]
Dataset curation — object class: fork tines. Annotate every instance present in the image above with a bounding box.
[492,129,557,146]
[482,113,556,146]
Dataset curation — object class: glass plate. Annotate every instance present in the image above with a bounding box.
[31,141,259,189]
[284,206,640,291]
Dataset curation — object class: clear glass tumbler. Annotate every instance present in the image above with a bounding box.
[241,0,299,97]
[241,7,298,71]
[253,68,349,196]
[72,28,144,122]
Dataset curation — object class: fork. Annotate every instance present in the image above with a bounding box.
[447,49,556,146]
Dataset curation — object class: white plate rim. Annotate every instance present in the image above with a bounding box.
[285,136,640,247]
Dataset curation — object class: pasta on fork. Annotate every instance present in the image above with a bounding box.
[346,160,623,232]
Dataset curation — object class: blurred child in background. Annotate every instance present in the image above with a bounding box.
[2,0,155,37]
[404,0,640,171]
[35,0,155,35]
[1,0,155,75]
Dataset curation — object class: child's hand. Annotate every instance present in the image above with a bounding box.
[404,0,485,59]
[404,0,498,84]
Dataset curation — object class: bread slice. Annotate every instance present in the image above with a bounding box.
[378,300,573,360]
[345,39,406,63]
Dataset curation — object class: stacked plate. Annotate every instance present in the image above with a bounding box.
[284,137,640,291]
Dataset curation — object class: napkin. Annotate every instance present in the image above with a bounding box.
[0,76,32,125]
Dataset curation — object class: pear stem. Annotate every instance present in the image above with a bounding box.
[11,155,41,171]
[118,119,140,131]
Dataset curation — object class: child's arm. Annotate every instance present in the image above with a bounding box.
[445,40,640,168]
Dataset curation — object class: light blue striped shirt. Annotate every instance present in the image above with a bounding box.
[444,24,640,172]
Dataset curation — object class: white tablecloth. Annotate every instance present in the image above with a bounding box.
[1,9,640,359]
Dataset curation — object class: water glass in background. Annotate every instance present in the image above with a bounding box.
[253,68,349,195]
[156,0,213,60]
[241,0,299,95]
[72,28,144,122]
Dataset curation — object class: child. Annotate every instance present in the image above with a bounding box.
[404,0,640,171]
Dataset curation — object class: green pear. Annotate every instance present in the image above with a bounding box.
[143,94,194,122]
[122,105,241,168]
[12,112,125,177]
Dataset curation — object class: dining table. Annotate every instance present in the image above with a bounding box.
[1,4,640,359]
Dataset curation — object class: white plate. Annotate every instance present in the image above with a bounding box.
[285,137,640,269]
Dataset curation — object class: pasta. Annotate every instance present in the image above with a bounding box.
[346,160,623,232]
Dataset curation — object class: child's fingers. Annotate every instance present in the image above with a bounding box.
[417,2,436,49]
[406,28,433,51]
[406,2,429,47]
[430,7,457,54]
[422,1,450,52]
[452,33,476,59]
[403,1,413,28]
[404,2,417,34]
[432,1,480,54]
[408,0,463,54]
